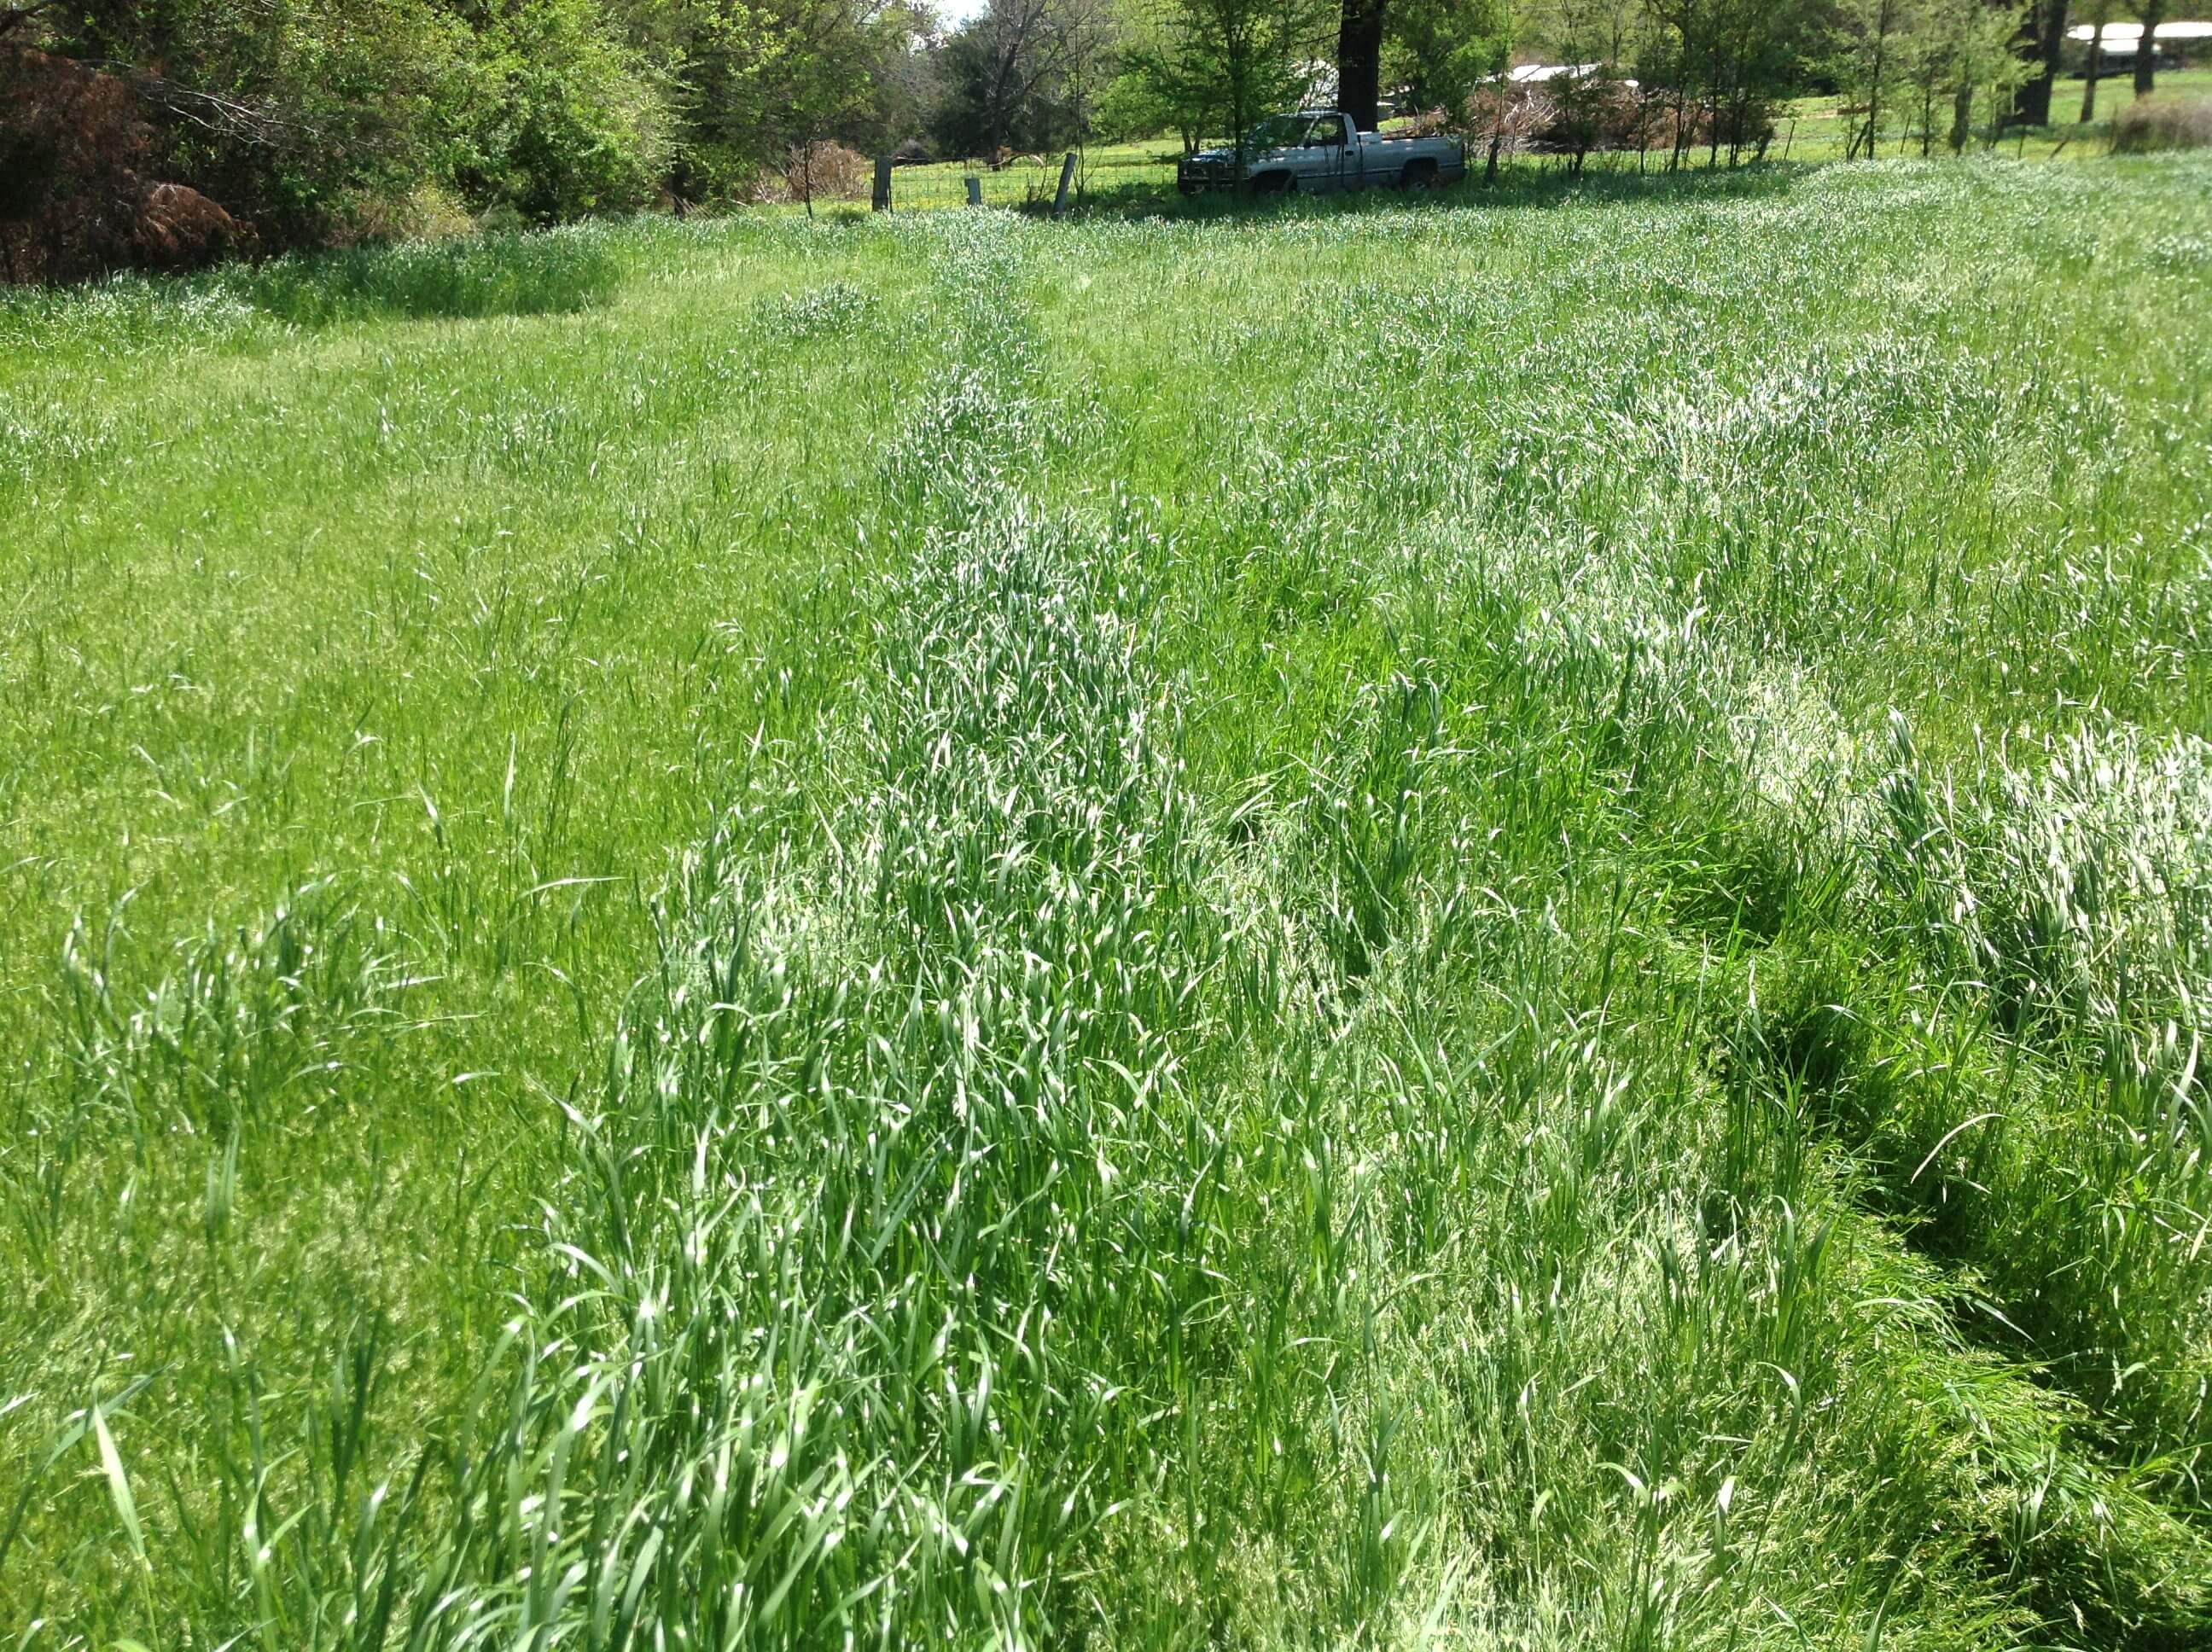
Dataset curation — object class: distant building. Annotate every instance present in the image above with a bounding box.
[2067,19,2212,75]
[1509,63,1599,84]
[1508,63,1640,90]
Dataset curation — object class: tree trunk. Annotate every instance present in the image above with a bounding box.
[2040,0,2070,110]
[1862,6,1889,160]
[1951,79,1973,151]
[1336,0,1385,131]
[2081,17,2104,119]
[2014,0,2066,124]
[2133,1,2164,97]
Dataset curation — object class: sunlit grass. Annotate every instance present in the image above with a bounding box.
[3,156,2210,1649]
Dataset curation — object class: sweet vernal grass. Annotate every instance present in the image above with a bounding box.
[2,157,2209,1649]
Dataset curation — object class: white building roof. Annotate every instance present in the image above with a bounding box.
[2067,20,2212,42]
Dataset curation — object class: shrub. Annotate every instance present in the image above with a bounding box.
[1542,67,1640,162]
[0,48,252,284]
[132,183,253,273]
[0,47,146,284]
[2110,98,2212,154]
[1460,73,1770,173]
[344,183,479,244]
[782,141,872,207]
[127,0,480,250]
[468,0,671,224]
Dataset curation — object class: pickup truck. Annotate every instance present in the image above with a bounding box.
[1177,110,1466,196]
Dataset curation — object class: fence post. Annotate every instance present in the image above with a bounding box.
[965,175,983,207]
[1051,152,1077,220]
[872,155,893,212]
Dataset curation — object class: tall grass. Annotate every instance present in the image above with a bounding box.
[228,227,631,324]
[3,158,2209,1648]
[2110,99,2212,154]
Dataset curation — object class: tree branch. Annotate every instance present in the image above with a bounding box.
[0,0,61,40]
[71,57,304,143]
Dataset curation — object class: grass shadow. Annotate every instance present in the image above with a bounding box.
[1051,155,1819,225]
[224,226,626,325]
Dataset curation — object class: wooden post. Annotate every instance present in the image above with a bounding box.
[872,155,893,212]
[965,175,983,206]
[1051,152,1077,219]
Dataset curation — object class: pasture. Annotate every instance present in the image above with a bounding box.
[3,155,2212,1649]
[881,73,2212,212]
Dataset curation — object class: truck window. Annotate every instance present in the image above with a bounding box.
[1307,118,1345,148]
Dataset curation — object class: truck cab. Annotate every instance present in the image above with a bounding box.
[1177,111,1464,197]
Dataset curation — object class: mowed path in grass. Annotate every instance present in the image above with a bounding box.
[3,160,2210,1648]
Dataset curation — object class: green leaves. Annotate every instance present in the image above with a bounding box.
[90,1401,147,1572]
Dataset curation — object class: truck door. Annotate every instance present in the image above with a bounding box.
[1303,115,1348,193]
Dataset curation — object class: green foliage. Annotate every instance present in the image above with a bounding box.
[3,0,2162,257]
[930,0,1121,161]
[1382,0,1511,114]
[14,0,906,247]
[1827,0,2032,159]
[1632,0,1819,162]
[651,0,919,206]
[462,0,670,222]
[1144,0,1336,152]
[58,0,484,241]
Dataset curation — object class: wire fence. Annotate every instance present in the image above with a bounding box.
[871,148,1183,214]
[805,106,2137,220]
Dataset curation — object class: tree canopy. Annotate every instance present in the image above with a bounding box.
[0,0,2136,274]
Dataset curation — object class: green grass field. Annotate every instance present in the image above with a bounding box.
[4,154,2212,1649]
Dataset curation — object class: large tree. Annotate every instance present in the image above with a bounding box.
[2011,0,2066,124]
[1336,0,1385,127]
[2128,0,2167,96]
[1144,0,1329,157]
[642,0,917,202]
[933,0,1115,160]
[1382,0,1509,118]
[2076,0,2114,119]
[1337,0,1507,130]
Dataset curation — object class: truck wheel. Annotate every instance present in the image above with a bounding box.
[1400,160,1438,190]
